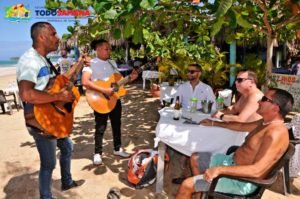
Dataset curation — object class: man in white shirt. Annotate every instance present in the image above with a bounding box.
[176,64,216,111]
[82,39,138,165]
[172,63,216,184]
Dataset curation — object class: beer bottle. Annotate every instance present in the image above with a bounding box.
[173,96,181,120]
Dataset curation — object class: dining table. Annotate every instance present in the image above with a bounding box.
[154,107,247,193]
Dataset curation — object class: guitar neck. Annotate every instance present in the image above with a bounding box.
[116,64,145,87]
[63,58,85,84]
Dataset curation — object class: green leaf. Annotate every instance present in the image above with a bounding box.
[104,9,118,19]
[236,14,252,29]
[203,35,210,41]
[211,17,224,36]
[62,34,72,40]
[140,0,156,9]
[133,27,144,44]
[113,28,122,39]
[67,26,74,33]
[94,2,112,14]
[227,9,237,28]
[124,21,134,38]
[215,0,233,17]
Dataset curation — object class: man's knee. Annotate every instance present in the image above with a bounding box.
[180,177,195,193]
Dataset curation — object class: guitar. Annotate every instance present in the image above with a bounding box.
[85,64,148,114]
[24,55,87,138]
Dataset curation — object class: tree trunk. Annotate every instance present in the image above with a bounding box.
[266,36,274,77]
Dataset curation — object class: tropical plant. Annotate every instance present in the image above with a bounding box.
[211,0,300,81]
[45,0,300,88]
[241,53,265,88]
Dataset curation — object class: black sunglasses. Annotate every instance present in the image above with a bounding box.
[187,70,200,74]
[260,96,274,103]
[235,77,252,83]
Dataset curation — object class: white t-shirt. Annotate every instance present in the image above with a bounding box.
[82,58,119,81]
[57,57,74,74]
[17,47,52,91]
[176,81,216,110]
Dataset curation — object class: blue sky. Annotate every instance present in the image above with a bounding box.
[0,0,89,60]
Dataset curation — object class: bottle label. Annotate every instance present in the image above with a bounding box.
[173,109,180,120]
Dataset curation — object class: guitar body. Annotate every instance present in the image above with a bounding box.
[86,73,127,114]
[33,75,80,138]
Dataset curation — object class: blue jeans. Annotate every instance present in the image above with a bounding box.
[28,127,74,199]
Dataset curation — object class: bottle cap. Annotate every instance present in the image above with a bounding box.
[217,97,224,103]
[190,97,198,102]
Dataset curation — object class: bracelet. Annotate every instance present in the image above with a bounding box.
[220,114,225,120]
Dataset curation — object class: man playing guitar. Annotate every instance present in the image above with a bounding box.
[82,39,138,165]
[17,22,90,199]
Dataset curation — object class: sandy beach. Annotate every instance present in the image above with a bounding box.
[0,67,299,199]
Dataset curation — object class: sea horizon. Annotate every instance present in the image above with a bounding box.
[0,60,17,68]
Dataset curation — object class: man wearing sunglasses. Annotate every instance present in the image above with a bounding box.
[176,64,216,111]
[176,88,294,198]
[212,70,263,122]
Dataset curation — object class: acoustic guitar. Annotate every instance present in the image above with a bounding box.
[24,55,87,138]
[85,64,148,114]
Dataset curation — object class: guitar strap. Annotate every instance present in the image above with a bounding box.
[107,60,120,74]
[45,57,60,76]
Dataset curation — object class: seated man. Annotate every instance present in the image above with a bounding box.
[212,70,263,122]
[176,63,216,110]
[176,88,294,199]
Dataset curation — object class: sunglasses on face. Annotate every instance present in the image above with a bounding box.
[235,77,251,83]
[260,96,274,103]
[187,70,200,74]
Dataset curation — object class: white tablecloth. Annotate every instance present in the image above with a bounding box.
[155,107,247,156]
[142,70,162,89]
[159,82,180,103]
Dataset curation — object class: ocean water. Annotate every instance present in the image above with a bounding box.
[0,60,17,68]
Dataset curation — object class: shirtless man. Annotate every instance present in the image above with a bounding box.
[176,88,294,199]
[213,70,263,122]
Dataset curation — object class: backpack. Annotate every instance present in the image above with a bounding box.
[127,148,169,189]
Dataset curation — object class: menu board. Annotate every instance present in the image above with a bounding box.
[271,73,300,111]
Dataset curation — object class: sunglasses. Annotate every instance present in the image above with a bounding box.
[187,70,200,74]
[235,77,251,83]
[260,96,274,103]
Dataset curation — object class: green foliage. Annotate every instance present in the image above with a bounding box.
[241,53,265,88]
[111,48,126,60]
[215,0,233,17]
[45,0,300,89]
[143,30,230,88]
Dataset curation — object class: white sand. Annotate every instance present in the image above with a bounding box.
[0,66,16,77]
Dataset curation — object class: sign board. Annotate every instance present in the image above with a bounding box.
[271,73,300,111]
